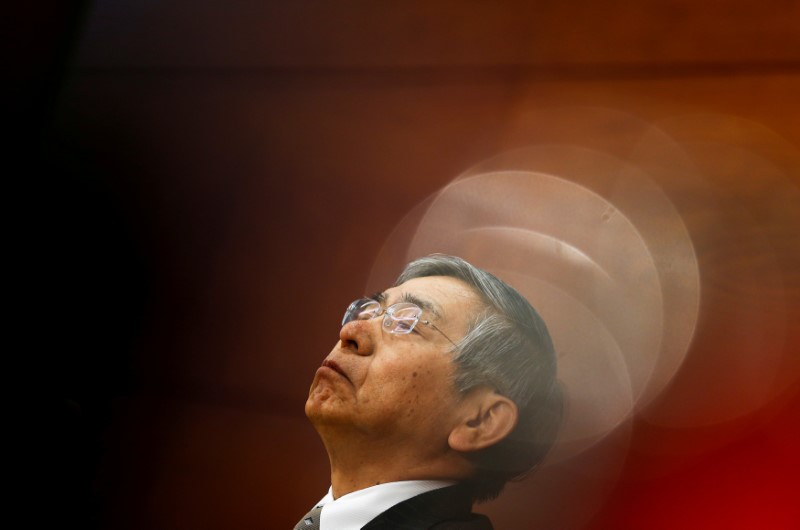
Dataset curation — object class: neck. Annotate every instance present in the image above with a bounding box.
[319,430,468,498]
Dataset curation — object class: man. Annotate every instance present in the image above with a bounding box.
[298,255,562,529]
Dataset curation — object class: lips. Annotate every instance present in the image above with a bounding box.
[321,359,350,382]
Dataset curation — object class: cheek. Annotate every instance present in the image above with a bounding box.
[394,364,456,420]
[396,368,423,418]
[368,360,430,404]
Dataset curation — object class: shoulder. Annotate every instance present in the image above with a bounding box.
[362,485,493,530]
[430,514,493,529]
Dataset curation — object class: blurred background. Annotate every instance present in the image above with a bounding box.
[11,1,799,529]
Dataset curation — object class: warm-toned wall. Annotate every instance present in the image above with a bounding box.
[34,2,800,529]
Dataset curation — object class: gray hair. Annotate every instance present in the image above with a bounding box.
[396,254,563,501]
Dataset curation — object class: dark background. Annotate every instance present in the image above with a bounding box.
[11,2,799,528]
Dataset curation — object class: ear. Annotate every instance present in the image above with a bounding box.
[448,387,518,453]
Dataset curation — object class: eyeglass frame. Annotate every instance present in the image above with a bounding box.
[341,298,457,347]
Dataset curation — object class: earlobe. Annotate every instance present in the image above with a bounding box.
[448,389,518,453]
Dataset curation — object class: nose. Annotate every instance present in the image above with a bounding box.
[339,318,378,356]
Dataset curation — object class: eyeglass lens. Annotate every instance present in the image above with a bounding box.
[342,299,423,335]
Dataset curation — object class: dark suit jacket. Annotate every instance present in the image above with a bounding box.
[360,485,493,530]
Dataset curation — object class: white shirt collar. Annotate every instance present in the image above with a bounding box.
[314,480,455,530]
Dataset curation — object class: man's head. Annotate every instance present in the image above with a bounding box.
[306,254,562,501]
[396,255,563,499]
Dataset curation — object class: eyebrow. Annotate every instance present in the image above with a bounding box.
[368,291,387,305]
[370,290,443,320]
[402,292,443,319]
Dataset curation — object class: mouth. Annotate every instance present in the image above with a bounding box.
[321,359,350,383]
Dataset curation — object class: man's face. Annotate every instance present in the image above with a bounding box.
[305,275,483,449]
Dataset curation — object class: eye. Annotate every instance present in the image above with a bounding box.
[343,299,381,325]
[357,302,381,320]
[392,319,416,333]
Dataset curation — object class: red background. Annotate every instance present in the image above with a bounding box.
[14,2,799,528]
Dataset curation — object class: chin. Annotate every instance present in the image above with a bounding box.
[306,388,347,423]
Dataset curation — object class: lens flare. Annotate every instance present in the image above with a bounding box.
[367,108,800,529]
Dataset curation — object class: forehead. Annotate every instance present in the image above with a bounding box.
[384,276,482,322]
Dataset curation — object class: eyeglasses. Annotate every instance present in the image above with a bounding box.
[342,298,456,346]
